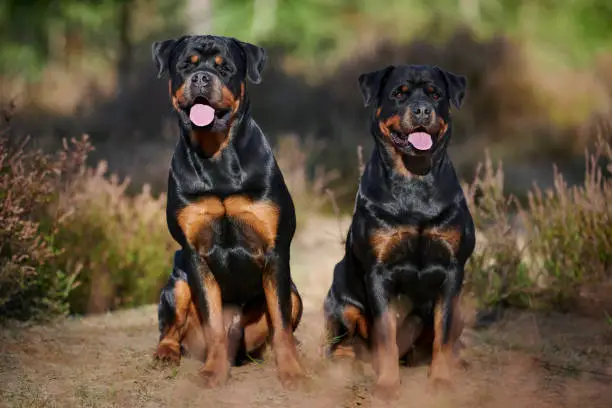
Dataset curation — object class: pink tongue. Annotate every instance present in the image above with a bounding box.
[189,104,215,127]
[407,132,433,150]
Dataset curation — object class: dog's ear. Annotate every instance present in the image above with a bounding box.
[152,39,177,79]
[358,66,394,108]
[233,39,267,84]
[435,67,467,109]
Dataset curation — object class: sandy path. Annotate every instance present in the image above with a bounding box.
[1,216,612,408]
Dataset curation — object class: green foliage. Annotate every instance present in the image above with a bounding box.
[0,0,185,80]
[0,133,89,321]
[0,0,120,79]
[54,162,175,314]
[465,133,612,314]
[521,137,612,308]
[0,126,175,321]
[463,152,532,309]
[212,0,612,68]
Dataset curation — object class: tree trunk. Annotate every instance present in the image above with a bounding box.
[186,0,212,34]
[117,0,134,94]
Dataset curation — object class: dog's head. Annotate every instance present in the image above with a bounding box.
[152,35,266,134]
[359,65,466,158]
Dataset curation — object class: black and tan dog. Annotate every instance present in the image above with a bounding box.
[323,65,475,397]
[151,35,304,388]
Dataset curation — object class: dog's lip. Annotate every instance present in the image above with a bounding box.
[390,126,436,153]
[390,127,432,144]
[184,97,229,119]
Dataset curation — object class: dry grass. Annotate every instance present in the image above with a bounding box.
[275,134,344,229]
[53,160,176,314]
[464,130,612,317]
[0,116,175,319]
[0,129,91,321]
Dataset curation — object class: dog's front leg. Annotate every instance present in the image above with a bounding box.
[183,250,230,387]
[367,267,401,399]
[262,252,304,388]
[429,261,465,389]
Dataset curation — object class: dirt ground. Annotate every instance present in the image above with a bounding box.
[1,215,612,408]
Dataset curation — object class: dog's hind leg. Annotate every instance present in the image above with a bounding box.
[231,284,303,366]
[155,278,201,364]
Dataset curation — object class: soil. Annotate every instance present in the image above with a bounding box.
[1,215,612,408]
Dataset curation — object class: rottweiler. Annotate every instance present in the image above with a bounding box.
[151,35,304,388]
[323,64,475,397]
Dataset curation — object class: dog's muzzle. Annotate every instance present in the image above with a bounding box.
[409,102,434,127]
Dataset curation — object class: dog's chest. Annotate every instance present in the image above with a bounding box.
[371,224,462,267]
[177,194,279,255]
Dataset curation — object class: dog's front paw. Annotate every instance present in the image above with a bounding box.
[277,348,305,389]
[154,342,181,365]
[199,359,230,388]
[427,357,455,392]
[374,377,401,400]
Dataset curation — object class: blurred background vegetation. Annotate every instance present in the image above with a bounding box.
[0,0,611,320]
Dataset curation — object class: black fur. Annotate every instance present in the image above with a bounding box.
[152,35,301,367]
[324,64,475,360]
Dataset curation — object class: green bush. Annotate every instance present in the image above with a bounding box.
[465,134,612,315]
[1,124,176,320]
[0,133,88,321]
[462,154,530,309]
[53,161,176,315]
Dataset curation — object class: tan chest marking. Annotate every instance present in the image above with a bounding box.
[423,227,461,254]
[177,195,280,249]
[370,225,461,263]
[370,226,418,263]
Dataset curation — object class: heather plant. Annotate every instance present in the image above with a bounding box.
[464,133,612,316]
[54,161,176,314]
[0,131,89,320]
[275,134,342,229]
[1,117,175,319]
[462,153,530,308]
[520,135,612,312]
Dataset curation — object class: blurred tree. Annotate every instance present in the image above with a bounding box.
[186,0,212,33]
[117,0,136,93]
[2,0,610,82]
[0,0,119,80]
[209,0,612,69]
[0,0,185,84]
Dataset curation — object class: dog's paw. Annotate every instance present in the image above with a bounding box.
[427,376,455,394]
[199,362,230,388]
[153,343,181,366]
[427,362,455,393]
[373,378,401,400]
[278,367,305,390]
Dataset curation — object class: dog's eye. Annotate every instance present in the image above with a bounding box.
[392,86,408,99]
[427,87,441,100]
[216,63,234,78]
[179,56,199,70]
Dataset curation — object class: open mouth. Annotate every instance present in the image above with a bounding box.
[186,97,230,128]
[391,127,434,151]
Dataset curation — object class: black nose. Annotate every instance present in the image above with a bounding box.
[412,104,431,117]
[192,71,212,86]
[411,103,433,124]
